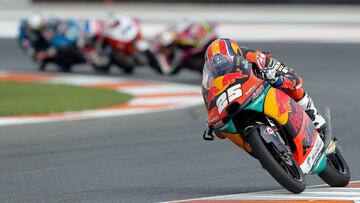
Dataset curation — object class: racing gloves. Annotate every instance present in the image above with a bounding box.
[260,59,284,86]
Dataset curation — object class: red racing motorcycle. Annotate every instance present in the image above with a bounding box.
[202,55,350,193]
[94,16,161,74]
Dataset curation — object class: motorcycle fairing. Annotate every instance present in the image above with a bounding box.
[207,68,263,127]
[261,87,325,174]
[209,80,326,174]
[103,18,142,55]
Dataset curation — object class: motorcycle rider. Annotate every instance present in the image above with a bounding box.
[156,21,217,74]
[202,38,327,138]
[18,12,51,61]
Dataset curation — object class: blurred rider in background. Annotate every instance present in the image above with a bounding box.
[202,39,327,138]
[18,12,52,61]
[45,18,85,71]
[156,21,217,74]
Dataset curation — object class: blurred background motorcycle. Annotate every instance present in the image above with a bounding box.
[152,21,218,75]
[92,14,162,74]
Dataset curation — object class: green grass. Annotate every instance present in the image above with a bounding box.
[0,81,133,116]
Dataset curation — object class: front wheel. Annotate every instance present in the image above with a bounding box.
[247,128,306,194]
[143,49,163,74]
[318,143,350,187]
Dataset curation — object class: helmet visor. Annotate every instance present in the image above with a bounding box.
[202,55,249,90]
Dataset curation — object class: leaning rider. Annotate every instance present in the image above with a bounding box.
[18,12,50,59]
[202,38,327,136]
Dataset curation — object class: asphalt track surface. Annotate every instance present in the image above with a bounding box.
[0,39,360,202]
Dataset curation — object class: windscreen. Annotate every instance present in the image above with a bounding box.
[202,55,250,91]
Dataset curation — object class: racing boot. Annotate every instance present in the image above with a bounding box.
[298,93,337,154]
[297,93,327,135]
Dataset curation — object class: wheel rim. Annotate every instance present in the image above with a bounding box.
[271,145,303,181]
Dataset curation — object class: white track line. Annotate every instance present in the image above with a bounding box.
[171,181,360,202]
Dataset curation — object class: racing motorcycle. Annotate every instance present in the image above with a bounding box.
[36,19,85,72]
[202,55,350,193]
[93,16,161,74]
[152,22,217,75]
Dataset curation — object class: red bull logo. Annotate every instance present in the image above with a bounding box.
[275,90,292,117]
[222,71,248,87]
[207,86,220,101]
[289,102,303,133]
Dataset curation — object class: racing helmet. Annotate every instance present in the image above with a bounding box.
[27,12,45,30]
[158,29,176,47]
[104,13,121,28]
[204,38,243,76]
[202,38,246,90]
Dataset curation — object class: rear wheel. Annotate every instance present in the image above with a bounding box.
[318,144,350,187]
[247,128,306,194]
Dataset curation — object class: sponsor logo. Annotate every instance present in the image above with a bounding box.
[311,138,323,161]
[301,135,324,174]
[245,85,256,96]
[301,118,314,155]
[275,90,292,117]
[252,84,265,100]
[213,120,224,129]
[208,108,219,124]
[208,86,220,101]
[249,93,265,108]
[265,126,274,134]
[222,72,248,87]
[289,103,303,134]
[209,117,218,124]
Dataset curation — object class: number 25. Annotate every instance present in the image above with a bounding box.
[216,84,242,113]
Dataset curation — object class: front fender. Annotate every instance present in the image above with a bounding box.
[262,87,322,173]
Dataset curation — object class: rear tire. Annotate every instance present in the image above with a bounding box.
[247,128,306,194]
[318,146,350,187]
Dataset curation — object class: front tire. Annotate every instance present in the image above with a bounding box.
[144,49,163,74]
[318,145,350,187]
[247,128,306,194]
